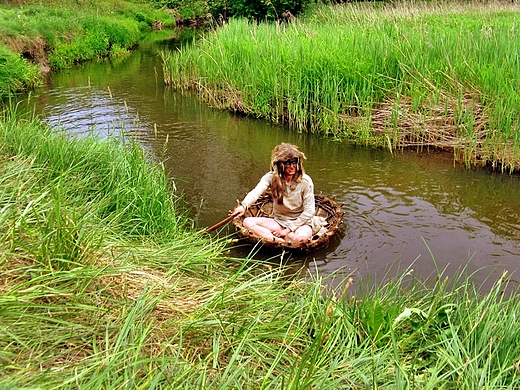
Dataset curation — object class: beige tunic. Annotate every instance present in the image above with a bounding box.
[241,171,315,232]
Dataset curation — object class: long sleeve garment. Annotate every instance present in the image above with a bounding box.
[241,171,315,232]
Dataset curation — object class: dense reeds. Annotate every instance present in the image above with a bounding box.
[162,1,520,171]
[1,107,520,388]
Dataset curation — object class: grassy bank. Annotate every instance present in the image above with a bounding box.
[1,108,520,388]
[0,0,176,97]
[162,1,520,171]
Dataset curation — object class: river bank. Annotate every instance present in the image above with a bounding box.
[1,109,520,388]
[4,1,520,172]
[0,0,178,97]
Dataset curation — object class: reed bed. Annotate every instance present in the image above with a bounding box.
[1,107,520,388]
[162,1,520,171]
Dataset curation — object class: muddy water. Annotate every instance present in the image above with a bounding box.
[17,33,520,291]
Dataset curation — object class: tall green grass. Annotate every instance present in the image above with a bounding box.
[0,107,193,242]
[0,105,225,386]
[162,1,520,171]
[1,107,520,388]
[0,0,177,96]
[0,45,40,98]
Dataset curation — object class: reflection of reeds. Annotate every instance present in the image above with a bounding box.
[162,2,520,171]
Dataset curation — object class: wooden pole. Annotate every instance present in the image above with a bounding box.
[204,214,235,233]
[202,200,241,234]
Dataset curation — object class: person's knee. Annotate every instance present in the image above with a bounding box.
[294,235,308,243]
[292,227,312,242]
[243,217,255,229]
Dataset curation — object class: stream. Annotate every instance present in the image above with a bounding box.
[15,31,520,291]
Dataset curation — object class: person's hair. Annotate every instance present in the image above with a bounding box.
[269,143,306,204]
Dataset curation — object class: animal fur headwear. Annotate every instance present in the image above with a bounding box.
[270,143,306,203]
[270,143,306,172]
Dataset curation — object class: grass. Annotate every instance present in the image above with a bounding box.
[0,45,40,97]
[0,0,177,97]
[162,1,520,171]
[1,105,520,388]
[0,108,191,241]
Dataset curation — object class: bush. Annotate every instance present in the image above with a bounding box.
[228,0,307,21]
[151,0,313,22]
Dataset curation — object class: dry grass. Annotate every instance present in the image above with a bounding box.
[372,95,488,150]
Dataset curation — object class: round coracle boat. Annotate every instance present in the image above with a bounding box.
[231,193,344,254]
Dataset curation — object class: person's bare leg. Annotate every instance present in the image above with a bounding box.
[285,225,312,243]
[243,217,284,242]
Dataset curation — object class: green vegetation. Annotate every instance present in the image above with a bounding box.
[0,45,40,96]
[2,1,520,387]
[0,0,315,98]
[1,106,519,388]
[162,2,520,171]
[152,0,312,22]
[0,0,177,97]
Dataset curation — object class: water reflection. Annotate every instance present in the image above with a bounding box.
[40,84,141,138]
[12,33,520,291]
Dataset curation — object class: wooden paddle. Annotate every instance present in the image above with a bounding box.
[201,200,241,234]
[204,213,236,233]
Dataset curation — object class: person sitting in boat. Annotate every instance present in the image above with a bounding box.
[231,142,317,243]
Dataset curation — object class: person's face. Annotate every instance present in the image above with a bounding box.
[282,158,299,175]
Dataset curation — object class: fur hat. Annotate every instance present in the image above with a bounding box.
[269,143,307,201]
[270,143,306,171]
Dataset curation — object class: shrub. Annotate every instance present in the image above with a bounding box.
[151,0,313,22]
[228,0,307,21]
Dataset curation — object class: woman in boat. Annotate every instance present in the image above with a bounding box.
[231,142,316,243]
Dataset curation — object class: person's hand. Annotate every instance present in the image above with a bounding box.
[230,205,245,218]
